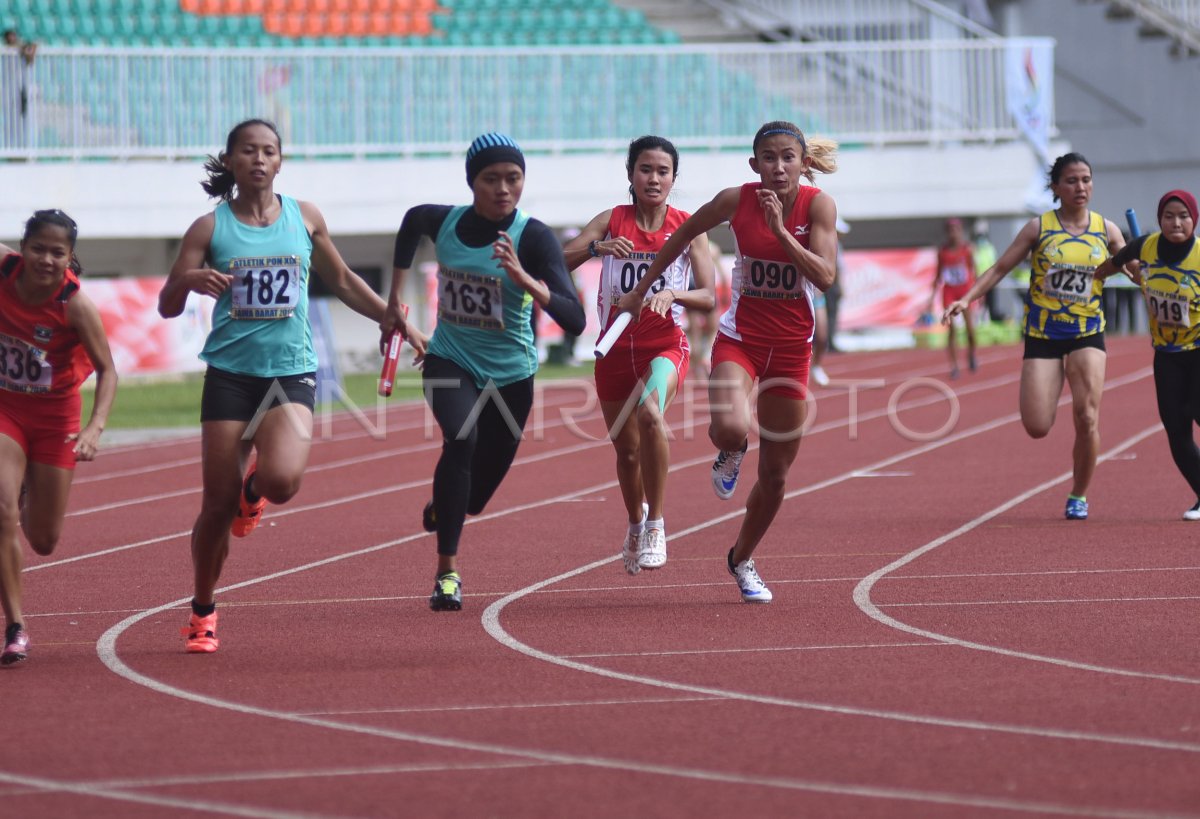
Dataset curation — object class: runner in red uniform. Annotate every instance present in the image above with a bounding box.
[564,136,714,574]
[928,217,978,379]
[0,210,117,665]
[616,121,839,603]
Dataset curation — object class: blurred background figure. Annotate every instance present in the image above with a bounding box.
[929,217,977,379]
[2,29,36,150]
[972,218,1006,322]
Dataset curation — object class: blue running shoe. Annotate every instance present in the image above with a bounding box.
[1065,497,1088,520]
[727,548,773,604]
[712,440,748,500]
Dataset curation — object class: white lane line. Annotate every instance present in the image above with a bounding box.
[482,557,1200,756]
[563,642,946,659]
[91,614,1200,819]
[292,696,722,717]
[851,424,1200,686]
[881,595,1200,608]
[80,760,559,791]
[0,770,327,819]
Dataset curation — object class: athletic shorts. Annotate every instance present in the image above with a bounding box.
[942,283,972,307]
[0,391,81,470]
[1023,333,1106,360]
[595,327,689,403]
[711,332,811,400]
[200,367,318,423]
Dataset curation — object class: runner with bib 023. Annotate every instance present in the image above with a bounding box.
[944,152,1134,521]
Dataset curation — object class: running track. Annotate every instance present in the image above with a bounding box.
[3,335,1199,818]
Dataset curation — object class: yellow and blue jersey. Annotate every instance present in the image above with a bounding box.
[1140,233,1200,352]
[1024,210,1109,340]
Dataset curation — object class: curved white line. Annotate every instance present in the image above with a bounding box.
[852,424,1200,685]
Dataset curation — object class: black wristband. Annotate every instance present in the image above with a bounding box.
[588,240,600,258]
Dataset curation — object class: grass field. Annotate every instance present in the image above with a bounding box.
[83,363,593,430]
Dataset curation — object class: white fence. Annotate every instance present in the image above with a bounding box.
[0,39,1054,160]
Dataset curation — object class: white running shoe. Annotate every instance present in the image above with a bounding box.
[727,548,773,603]
[1185,500,1200,521]
[620,503,649,575]
[811,365,830,387]
[638,526,667,570]
[712,441,748,500]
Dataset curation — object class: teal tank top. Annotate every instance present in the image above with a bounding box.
[427,206,537,388]
[200,195,316,377]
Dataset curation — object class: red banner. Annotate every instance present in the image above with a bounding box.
[838,247,937,329]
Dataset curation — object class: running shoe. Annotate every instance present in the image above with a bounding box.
[1065,496,1088,520]
[181,612,219,654]
[430,571,462,611]
[712,440,748,500]
[422,500,437,533]
[727,548,773,604]
[1184,500,1200,521]
[968,353,978,373]
[621,503,648,576]
[811,365,830,387]
[638,526,667,570]
[1,623,29,665]
[231,464,267,538]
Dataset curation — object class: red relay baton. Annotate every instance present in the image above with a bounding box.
[378,304,409,397]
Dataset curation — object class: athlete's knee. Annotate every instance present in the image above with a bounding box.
[26,528,60,556]
[755,465,789,500]
[636,403,667,439]
[709,419,748,452]
[255,471,302,505]
[1072,405,1099,435]
[1021,414,1053,439]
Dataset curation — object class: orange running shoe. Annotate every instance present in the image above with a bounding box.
[231,464,267,538]
[181,612,219,653]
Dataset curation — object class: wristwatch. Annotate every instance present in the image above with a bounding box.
[588,240,601,257]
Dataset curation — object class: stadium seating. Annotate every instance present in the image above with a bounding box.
[10,0,679,47]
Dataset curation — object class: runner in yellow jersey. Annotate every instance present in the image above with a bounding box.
[945,152,1129,520]
[1095,190,1200,520]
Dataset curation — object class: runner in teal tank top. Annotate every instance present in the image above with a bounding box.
[158,119,387,654]
[381,132,586,612]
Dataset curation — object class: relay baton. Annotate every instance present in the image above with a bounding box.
[378,304,409,397]
[1125,208,1142,239]
[593,311,632,359]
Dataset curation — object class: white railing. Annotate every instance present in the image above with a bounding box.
[0,39,1053,161]
[1090,0,1200,49]
[1125,0,1200,27]
[703,0,998,42]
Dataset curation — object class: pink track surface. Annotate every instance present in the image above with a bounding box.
[4,335,1200,818]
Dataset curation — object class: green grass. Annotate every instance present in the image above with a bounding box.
[83,363,594,430]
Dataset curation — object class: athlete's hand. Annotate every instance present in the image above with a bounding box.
[184,268,233,299]
[1124,261,1145,286]
[595,236,635,259]
[406,326,429,366]
[68,425,102,462]
[379,302,410,352]
[615,288,646,322]
[492,231,534,290]
[757,188,785,235]
[942,300,967,324]
[645,287,675,317]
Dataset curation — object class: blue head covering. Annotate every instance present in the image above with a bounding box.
[466,132,525,187]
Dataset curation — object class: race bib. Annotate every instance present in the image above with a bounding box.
[229,255,301,319]
[1147,288,1192,329]
[739,256,805,300]
[942,263,969,287]
[438,265,504,330]
[0,332,52,394]
[608,252,665,303]
[1042,265,1095,305]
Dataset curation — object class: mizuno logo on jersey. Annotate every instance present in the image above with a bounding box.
[793,225,810,237]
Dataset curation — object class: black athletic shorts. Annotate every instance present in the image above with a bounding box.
[1023,333,1106,360]
[200,366,318,422]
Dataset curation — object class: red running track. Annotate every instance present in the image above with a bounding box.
[3,335,1200,818]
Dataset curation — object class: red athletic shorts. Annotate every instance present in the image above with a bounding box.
[942,283,972,308]
[594,325,689,403]
[0,391,81,470]
[711,332,811,400]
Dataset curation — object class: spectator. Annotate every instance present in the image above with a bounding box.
[972,219,1005,322]
[2,29,36,150]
